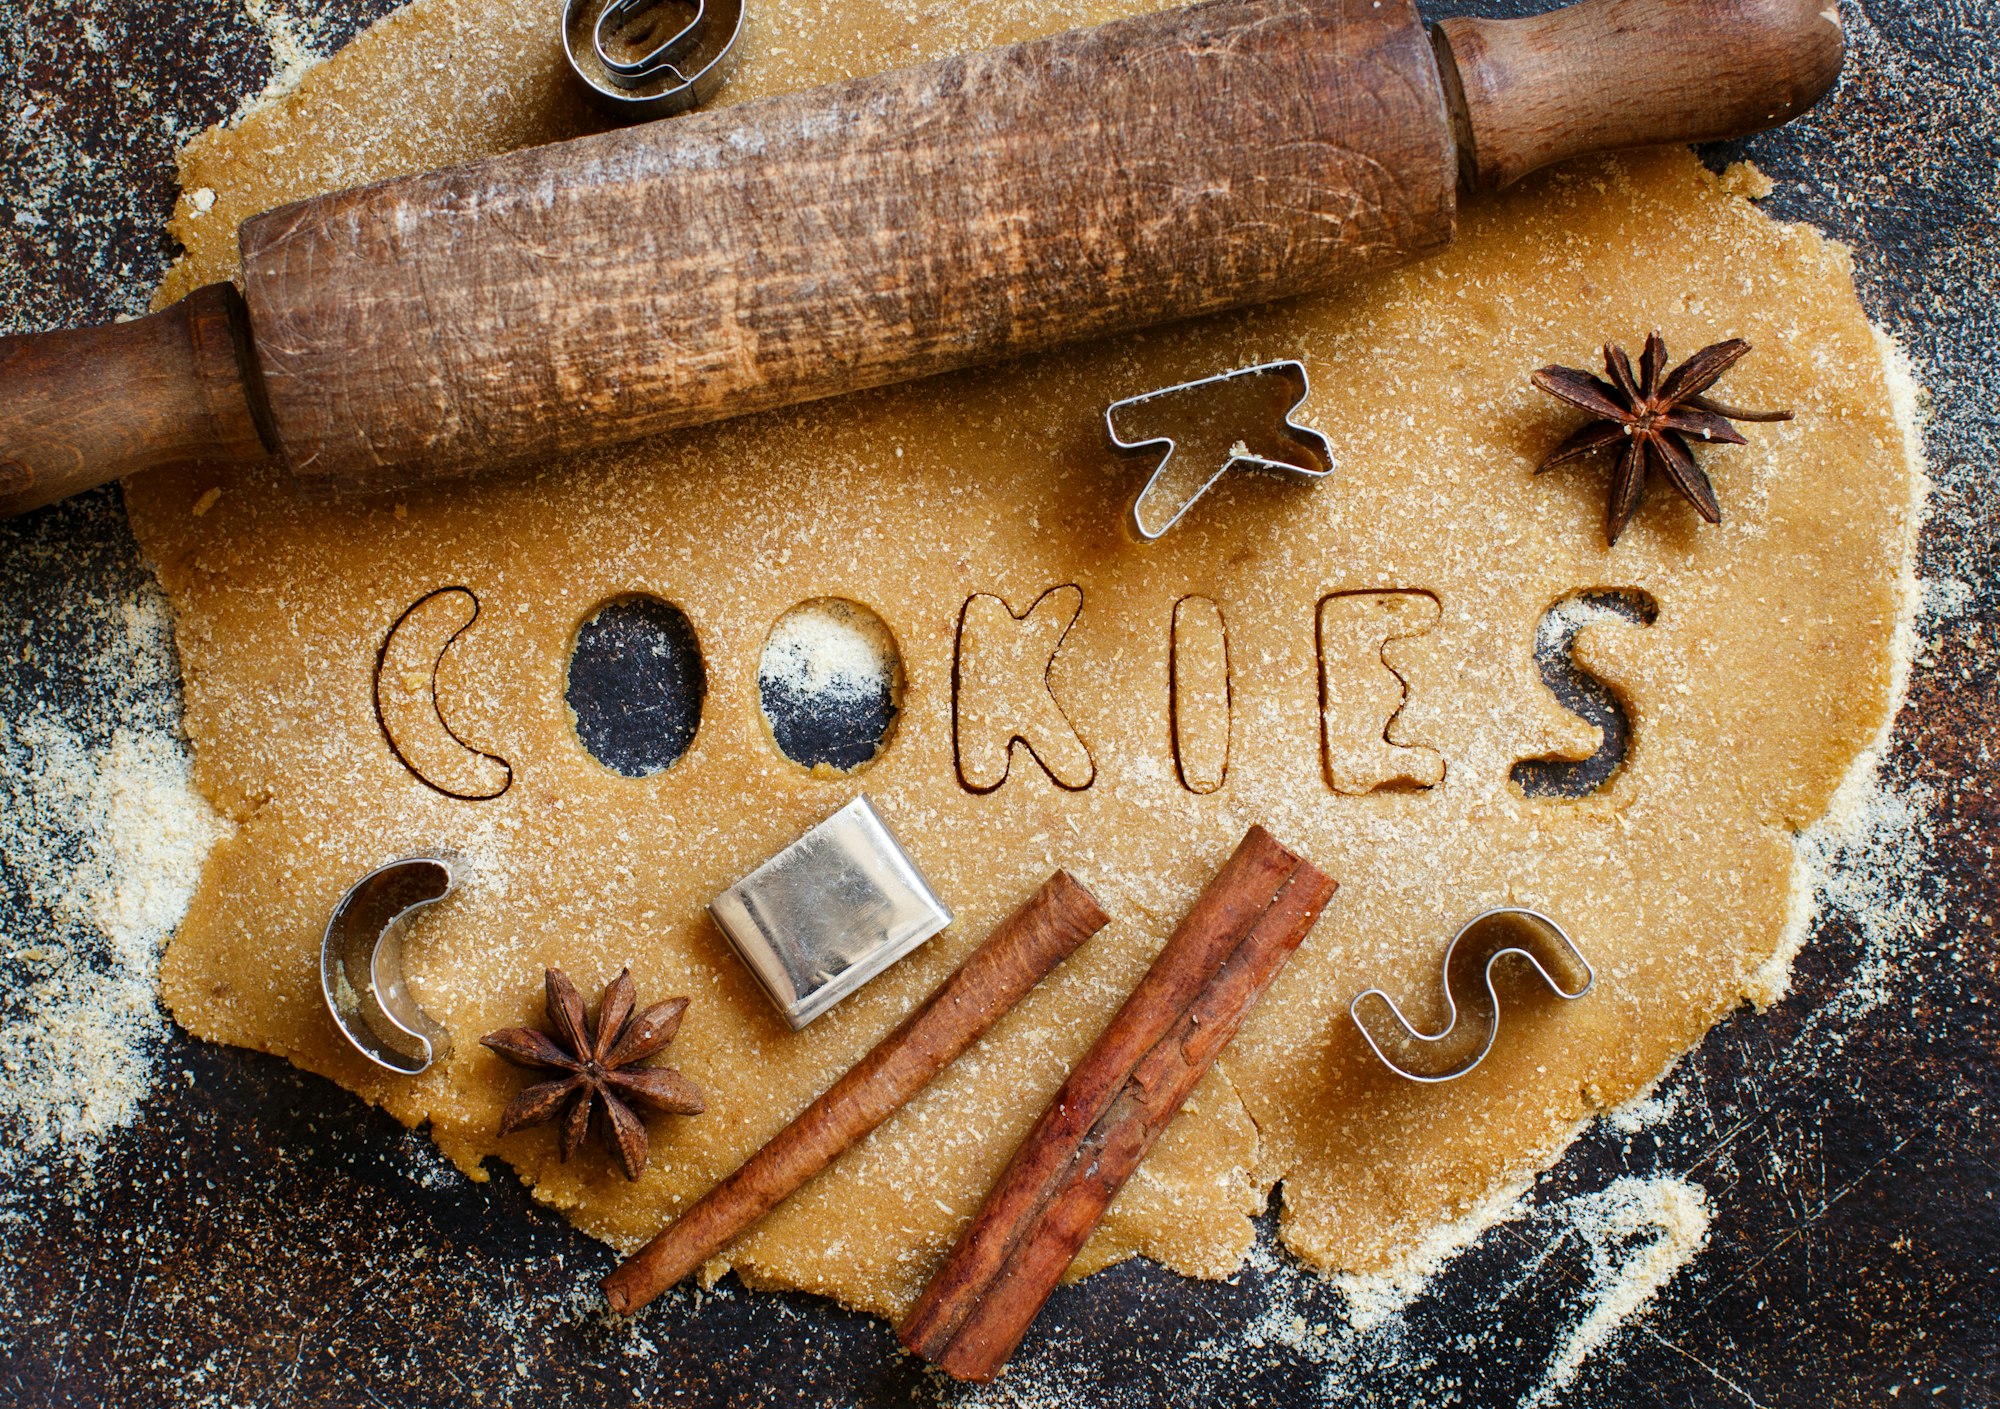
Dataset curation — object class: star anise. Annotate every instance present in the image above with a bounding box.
[481,968,705,1181]
[1532,334,1792,545]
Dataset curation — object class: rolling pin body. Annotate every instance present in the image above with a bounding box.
[0,0,1845,514]
[244,0,1451,494]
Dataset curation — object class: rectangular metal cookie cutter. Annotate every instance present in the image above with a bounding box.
[709,795,953,1029]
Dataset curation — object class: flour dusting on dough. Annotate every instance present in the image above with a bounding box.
[1754,327,1931,1009]
[126,0,1929,1381]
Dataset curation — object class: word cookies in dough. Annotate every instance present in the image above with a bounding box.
[134,0,1919,1319]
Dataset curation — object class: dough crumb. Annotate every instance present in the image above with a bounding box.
[1721,160,1776,200]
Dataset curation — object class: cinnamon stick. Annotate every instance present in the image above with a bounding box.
[898,827,1335,1382]
[601,870,1109,1316]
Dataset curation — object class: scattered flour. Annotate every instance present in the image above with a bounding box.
[1607,1078,1683,1136]
[0,584,231,1183]
[1522,1178,1714,1407]
[1760,766,1936,1019]
[391,1125,471,1190]
[237,0,327,115]
[1331,1171,1540,1332]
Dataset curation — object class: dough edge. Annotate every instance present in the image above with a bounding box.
[134,0,1930,1316]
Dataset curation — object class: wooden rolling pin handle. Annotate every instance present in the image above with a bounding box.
[1434,0,1847,193]
[0,0,1847,519]
[0,281,273,517]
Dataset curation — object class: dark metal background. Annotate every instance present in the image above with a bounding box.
[1,1,1994,1404]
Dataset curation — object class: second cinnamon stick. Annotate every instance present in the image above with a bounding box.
[602,870,1109,1316]
[899,827,1335,1381]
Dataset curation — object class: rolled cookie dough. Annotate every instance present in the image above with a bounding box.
[134,0,1920,1319]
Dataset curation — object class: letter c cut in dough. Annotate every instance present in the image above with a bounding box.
[135,0,1921,1322]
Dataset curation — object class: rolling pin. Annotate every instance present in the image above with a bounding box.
[0,0,1844,517]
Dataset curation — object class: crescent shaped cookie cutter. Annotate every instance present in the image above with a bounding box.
[1350,908,1594,1083]
[320,854,459,1075]
[563,0,745,121]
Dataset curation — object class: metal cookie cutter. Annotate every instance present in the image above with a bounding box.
[563,0,744,121]
[709,795,953,1029]
[320,855,458,1075]
[1350,909,1593,1083]
[1105,359,1335,542]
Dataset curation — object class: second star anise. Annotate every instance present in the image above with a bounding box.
[1532,333,1793,546]
[481,967,705,1180]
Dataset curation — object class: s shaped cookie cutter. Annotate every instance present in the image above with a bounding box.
[320,854,459,1075]
[1105,359,1335,541]
[1350,908,1593,1083]
[563,0,745,120]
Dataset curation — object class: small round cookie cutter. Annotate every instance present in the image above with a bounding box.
[320,854,459,1075]
[562,0,745,121]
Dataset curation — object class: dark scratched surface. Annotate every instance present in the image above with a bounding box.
[2,1,1996,1405]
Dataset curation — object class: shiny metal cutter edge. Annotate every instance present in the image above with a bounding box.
[708,795,953,1030]
[1349,907,1594,1084]
[1104,358,1335,542]
[562,0,745,121]
[319,853,458,1075]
